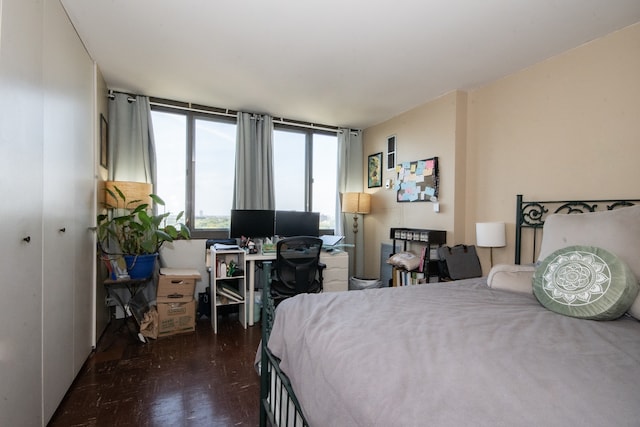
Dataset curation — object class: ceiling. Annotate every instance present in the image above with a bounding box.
[61,0,640,129]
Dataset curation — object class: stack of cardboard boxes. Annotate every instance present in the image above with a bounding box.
[156,268,201,337]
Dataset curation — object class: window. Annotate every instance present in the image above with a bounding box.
[193,118,237,229]
[273,126,338,231]
[273,129,306,211]
[152,110,187,223]
[152,102,338,237]
[152,107,237,237]
[312,133,338,230]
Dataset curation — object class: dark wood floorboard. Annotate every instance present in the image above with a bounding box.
[48,313,262,427]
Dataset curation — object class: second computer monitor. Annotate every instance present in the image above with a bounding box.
[275,211,320,237]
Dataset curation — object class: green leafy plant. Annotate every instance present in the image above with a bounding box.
[97,185,190,256]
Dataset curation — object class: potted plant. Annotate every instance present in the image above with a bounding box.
[97,185,190,279]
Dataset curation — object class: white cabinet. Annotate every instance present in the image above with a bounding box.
[41,1,95,421]
[0,1,95,425]
[211,249,247,333]
[320,251,349,292]
[0,3,45,426]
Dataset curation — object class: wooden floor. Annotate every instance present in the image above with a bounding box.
[48,312,262,427]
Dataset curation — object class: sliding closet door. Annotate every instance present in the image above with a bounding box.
[0,1,45,426]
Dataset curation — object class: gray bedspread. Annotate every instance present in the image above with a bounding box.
[267,279,640,427]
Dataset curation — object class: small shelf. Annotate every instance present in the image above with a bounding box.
[389,228,446,285]
[210,249,246,333]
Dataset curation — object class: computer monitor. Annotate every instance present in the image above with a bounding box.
[275,211,320,237]
[229,209,275,239]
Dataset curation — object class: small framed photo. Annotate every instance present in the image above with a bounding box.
[100,114,108,168]
[368,152,383,188]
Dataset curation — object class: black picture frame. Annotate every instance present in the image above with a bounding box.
[368,152,383,188]
[100,114,108,168]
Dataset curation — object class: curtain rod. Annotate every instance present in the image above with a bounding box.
[107,89,136,103]
[108,90,355,133]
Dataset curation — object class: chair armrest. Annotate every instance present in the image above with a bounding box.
[487,263,536,294]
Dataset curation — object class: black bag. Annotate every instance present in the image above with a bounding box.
[437,245,482,280]
[197,288,212,319]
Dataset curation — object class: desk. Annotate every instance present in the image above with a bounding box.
[244,250,349,326]
[245,253,275,327]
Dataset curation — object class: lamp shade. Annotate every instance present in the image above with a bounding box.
[104,180,153,209]
[476,222,506,248]
[342,192,371,214]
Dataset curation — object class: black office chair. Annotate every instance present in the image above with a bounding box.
[270,236,325,304]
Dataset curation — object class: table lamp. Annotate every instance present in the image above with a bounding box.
[476,222,506,267]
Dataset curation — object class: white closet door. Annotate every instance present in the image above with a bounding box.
[41,0,96,422]
[0,1,45,426]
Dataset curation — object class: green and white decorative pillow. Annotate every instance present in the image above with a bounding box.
[533,245,639,320]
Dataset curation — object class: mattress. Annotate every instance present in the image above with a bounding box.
[267,279,640,426]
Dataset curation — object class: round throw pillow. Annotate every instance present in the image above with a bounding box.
[533,245,639,320]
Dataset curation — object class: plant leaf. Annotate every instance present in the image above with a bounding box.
[150,194,165,206]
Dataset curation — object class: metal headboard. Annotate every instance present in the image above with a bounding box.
[515,194,640,264]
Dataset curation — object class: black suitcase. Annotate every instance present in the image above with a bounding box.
[437,245,482,280]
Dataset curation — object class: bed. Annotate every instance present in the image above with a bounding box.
[258,195,640,427]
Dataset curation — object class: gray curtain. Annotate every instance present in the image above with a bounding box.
[337,128,364,276]
[106,92,157,303]
[233,112,275,210]
[107,93,156,187]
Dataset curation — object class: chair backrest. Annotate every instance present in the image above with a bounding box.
[275,236,323,294]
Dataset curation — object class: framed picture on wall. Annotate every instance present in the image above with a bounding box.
[396,157,439,202]
[368,152,383,188]
[100,114,108,168]
[386,135,396,170]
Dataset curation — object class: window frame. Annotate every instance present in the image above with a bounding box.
[151,104,238,239]
[151,102,338,239]
[273,123,313,211]
[273,123,338,234]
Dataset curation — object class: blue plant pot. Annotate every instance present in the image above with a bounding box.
[124,253,158,279]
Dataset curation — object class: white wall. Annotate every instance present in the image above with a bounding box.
[363,22,640,277]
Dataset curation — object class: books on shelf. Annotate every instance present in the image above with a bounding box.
[392,267,426,287]
[419,246,427,273]
[217,283,244,302]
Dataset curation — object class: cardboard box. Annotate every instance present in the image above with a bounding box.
[157,268,201,303]
[157,299,196,337]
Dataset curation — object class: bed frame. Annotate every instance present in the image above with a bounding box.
[514,194,640,264]
[259,261,310,427]
[259,194,640,427]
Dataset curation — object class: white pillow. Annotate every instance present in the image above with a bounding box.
[487,264,535,294]
[386,252,421,271]
[537,205,640,319]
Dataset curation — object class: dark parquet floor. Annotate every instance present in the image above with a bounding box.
[48,312,262,427]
